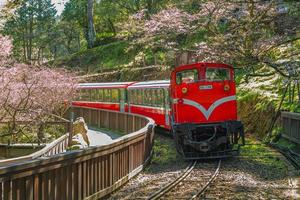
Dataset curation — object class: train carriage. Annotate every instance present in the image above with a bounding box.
[72,82,134,112]
[72,62,244,159]
[127,80,171,129]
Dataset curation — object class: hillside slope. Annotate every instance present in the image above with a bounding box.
[52,41,137,73]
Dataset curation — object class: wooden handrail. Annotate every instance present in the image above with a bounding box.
[0,133,70,167]
[0,107,155,200]
[281,111,300,144]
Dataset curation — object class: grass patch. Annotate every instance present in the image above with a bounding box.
[151,135,181,165]
[274,137,296,150]
[240,137,288,179]
[52,41,137,72]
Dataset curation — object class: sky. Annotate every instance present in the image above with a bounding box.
[0,0,68,15]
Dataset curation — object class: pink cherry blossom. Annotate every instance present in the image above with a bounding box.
[0,35,77,124]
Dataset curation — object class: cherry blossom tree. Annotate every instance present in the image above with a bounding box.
[122,1,299,78]
[0,35,77,142]
[193,1,300,78]
[0,35,12,66]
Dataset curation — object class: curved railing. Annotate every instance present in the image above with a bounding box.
[0,106,155,199]
[0,133,70,167]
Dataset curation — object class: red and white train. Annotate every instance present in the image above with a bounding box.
[72,62,244,159]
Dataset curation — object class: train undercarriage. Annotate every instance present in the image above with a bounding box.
[173,121,245,159]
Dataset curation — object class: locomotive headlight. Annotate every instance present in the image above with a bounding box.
[182,87,188,94]
[224,84,230,91]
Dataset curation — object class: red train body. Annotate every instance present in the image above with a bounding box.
[72,63,244,159]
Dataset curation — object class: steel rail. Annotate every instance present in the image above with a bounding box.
[147,161,197,200]
[190,159,222,199]
[269,143,300,170]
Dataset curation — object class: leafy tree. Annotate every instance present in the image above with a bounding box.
[193,1,300,78]
[121,1,299,78]
[62,0,96,49]
[3,0,56,62]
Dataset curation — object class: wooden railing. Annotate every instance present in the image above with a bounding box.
[281,111,300,144]
[0,106,155,199]
[0,133,70,167]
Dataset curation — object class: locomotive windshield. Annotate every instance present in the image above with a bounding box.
[176,69,199,84]
[206,67,230,81]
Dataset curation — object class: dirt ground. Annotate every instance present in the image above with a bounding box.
[108,136,300,199]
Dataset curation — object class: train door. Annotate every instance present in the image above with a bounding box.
[164,88,170,127]
[171,68,202,124]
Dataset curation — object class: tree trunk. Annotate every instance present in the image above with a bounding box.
[22,30,27,61]
[87,0,96,49]
[37,123,44,145]
[27,14,33,61]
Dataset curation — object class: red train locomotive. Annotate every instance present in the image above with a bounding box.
[72,62,244,159]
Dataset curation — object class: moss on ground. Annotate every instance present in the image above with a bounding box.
[151,135,179,164]
[240,137,288,179]
[274,137,296,150]
[145,134,186,173]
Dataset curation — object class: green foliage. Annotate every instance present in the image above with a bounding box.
[151,135,180,165]
[0,123,66,144]
[52,41,136,71]
[67,145,81,151]
[3,0,57,61]
[237,89,277,139]
[240,138,288,179]
[274,137,296,150]
[94,33,118,47]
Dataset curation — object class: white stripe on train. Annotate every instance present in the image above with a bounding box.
[173,95,236,120]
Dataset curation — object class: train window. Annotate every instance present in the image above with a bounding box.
[143,89,147,105]
[176,69,199,84]
[81,89,90,101]
[157,89,164,107]
[133,90,137,104]
[98,89,104,101]
[137,89,143,105]
[129,90,134,104]
[91,90,97,101]
[111,89,119,102]
[144,89,151,106]
[152,90,157,107]
[206,68,230,81]
[131,90,137,104]
[103,89,107,102]
[103,89,111,102]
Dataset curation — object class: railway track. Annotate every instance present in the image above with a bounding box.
[269,143,300,170]
[148,160,221,200]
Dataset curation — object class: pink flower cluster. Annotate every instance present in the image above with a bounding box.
[0,35,12,66]
[144,8,197,35]
[0,35,77,122]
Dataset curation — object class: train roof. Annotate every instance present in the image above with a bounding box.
[77,82,134,89]
[175,62,233,71]
[128,80,170,89]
